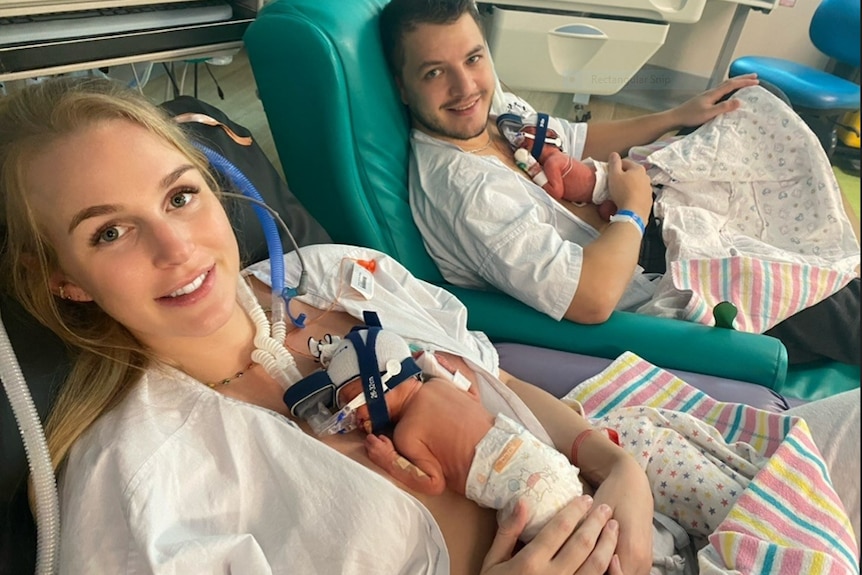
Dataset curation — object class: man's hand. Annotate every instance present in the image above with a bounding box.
[671,73,760,129]
[606,152,652,222]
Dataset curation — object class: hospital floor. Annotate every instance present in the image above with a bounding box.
[142,48,862,223]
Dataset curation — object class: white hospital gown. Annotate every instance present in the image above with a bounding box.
[58,365,448,575]
[408,95,658,320]
[58,244,560,574]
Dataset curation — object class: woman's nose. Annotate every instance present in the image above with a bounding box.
[150,222,194,267]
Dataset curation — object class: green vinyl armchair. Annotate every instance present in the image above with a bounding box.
[244,0,856,397]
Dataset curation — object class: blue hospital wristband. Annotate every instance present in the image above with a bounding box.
[609,209,646,236]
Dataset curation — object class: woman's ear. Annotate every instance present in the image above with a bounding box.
[49,272,93,303]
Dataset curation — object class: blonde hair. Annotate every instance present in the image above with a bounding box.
[0,77,218,472]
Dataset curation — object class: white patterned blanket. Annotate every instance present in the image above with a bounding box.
[638,86,859,332]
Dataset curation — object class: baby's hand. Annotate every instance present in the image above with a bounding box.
[365,434,433,486]
[365,433,397,462]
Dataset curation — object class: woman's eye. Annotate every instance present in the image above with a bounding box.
[169,190,195,209]
[95,225,126,245]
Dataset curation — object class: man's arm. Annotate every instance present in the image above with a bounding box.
[564,154,653,323]
[566,76,762,321]
[580,75,760,160]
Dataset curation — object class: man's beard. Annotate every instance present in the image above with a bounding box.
[411,102,488,142]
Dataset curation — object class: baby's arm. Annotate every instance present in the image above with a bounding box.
[365,434,447,496]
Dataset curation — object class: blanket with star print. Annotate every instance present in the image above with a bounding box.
[564,351,859,575]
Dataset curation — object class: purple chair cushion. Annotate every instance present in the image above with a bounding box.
[495,343,794,413]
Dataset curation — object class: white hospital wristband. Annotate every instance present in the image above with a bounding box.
[609,209,646,235]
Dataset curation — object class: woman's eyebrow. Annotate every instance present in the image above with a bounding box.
[160,164,195,189]
[67,164,196,234]
[68,204,120,234]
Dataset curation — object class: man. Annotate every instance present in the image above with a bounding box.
[380,0,860,366]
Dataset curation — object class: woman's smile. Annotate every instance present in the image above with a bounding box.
[159,266,216,306]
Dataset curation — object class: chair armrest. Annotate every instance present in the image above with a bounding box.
[782,361,861,401]
[443,285,788,389]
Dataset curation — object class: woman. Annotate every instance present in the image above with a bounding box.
[0,77,639,575]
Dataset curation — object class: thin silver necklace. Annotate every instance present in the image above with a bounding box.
[459,134,493,154]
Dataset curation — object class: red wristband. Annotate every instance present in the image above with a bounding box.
[570,427,621,468]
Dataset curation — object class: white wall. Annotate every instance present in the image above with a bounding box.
[648,0,827,80]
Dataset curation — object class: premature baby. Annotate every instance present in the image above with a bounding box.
[513,138,617,222]
[499,112,617,221]
[321,325,584,541]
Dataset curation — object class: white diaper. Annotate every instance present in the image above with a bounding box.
[465,413,583,541]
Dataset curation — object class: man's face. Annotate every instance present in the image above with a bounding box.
[396,13,496,144]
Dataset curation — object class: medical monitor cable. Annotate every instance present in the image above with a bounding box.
[194,143,310,393]
[219,191,309,299]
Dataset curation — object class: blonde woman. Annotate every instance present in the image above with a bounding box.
[0,77,635,575]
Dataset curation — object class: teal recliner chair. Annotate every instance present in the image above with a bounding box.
[244,0,858,399]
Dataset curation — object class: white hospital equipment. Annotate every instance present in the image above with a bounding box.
[479,0,779,102]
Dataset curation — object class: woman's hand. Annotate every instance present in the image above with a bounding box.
[481,495,624,575]
[590,456,654,575]
[672,73,760,128]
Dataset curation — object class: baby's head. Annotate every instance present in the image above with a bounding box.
[326,328,422,433]
[336,376,422,433]
[497,112,567,162]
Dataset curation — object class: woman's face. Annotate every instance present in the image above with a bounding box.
[25,118,242,350]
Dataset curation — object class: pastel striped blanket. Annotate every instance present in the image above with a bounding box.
[563,352,860,575]
[668,256,855,332]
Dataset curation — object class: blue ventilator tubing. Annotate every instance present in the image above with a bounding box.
[194,144,285,294]
[193,143,306,328]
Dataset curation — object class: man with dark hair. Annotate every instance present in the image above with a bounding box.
[380,0,860,367]
[380,0,483,79]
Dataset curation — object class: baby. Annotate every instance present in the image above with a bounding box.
[302,315,762,566]
[320,324,586,542]
[314,319,757,544]
[512,127,617,222]
[498,113,617,220]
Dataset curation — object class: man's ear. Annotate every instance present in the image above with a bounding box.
[396,76,409,105]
